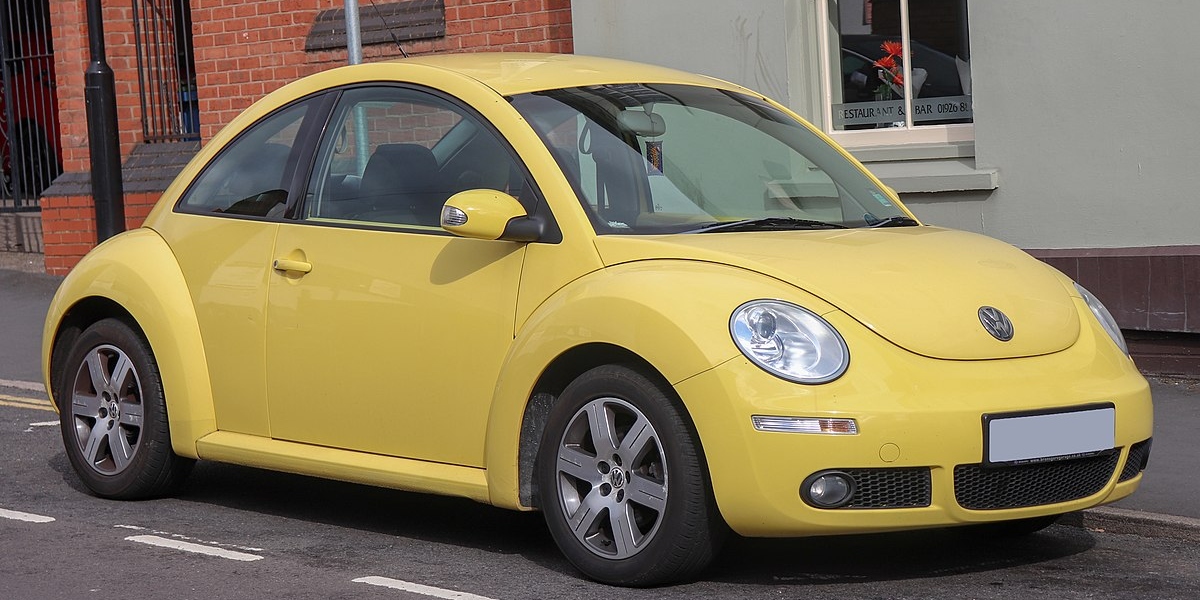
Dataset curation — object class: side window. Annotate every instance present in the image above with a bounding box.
[304,86,529,228]
[177,99,313,217]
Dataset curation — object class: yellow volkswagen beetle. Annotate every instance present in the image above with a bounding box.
[42,53,1152,586]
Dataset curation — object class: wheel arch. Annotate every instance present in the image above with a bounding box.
[43,228,216,458]
[48,295,138,408]
[484,261,825,510]
[514,343,661,510]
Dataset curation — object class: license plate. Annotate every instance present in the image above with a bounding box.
[984,405,1115,465]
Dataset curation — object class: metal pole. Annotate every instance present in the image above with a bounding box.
[345,0,363,65]
[85,0,126,241]
[345,0,369,173]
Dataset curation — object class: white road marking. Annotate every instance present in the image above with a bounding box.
[28,421,58,427]
[126,535,264,561]
[115,524,265,552]
[0,508,56,523]
[353,577,499,600]
[0,378,45,393]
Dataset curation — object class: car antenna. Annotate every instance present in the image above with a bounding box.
[367,0,410,58]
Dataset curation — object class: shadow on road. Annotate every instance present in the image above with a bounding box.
[708,525,1094,586]
[45,457,1096,587]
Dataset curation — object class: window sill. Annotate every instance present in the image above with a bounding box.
[851,151,998,195]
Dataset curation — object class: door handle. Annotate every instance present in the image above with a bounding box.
[272,258,313,274]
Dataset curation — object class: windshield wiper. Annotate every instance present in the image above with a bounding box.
[865,215,920,228]
[684,217,849,234]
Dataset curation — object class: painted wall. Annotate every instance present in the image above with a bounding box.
[572,1,822,124]
[574,0,1200,251]
[968,0,1197,250]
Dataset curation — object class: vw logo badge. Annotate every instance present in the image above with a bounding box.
[978,306,1014,342]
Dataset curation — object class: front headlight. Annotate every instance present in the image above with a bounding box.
[1075,283,1129,355]
[730,300,849,384]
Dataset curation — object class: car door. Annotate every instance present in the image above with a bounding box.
[264,85,532,467]
[160,96,328,437]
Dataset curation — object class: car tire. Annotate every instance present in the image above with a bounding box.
[536,364,725,586]
[58,318,193,499]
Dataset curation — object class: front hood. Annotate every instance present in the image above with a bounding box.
[594,227,1081,360]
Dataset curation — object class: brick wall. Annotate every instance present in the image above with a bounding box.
[50,0,147,175]
[191,0,573,140]
[42,0,574,275]
[42,191,159,274]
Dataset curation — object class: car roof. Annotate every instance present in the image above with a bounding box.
[378,52,737,96]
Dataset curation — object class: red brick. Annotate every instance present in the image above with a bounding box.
[45,0,575,262]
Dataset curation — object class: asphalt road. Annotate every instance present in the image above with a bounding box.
[0,266,59,383]
[3,388,1200,599]
[4,264,1200,597]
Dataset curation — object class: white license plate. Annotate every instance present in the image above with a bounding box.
[985,405,1115,465]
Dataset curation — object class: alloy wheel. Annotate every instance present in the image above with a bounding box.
[553,396,668,559]
[68,344,146,475]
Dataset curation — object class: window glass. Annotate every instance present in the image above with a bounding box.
[512,84,907,235]
[830,0,972,131]
[177,99,312,217]
[304,87,529,228]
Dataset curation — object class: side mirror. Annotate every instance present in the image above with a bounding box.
[441,189,543,242]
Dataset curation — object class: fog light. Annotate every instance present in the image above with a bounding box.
[801,471,856,508]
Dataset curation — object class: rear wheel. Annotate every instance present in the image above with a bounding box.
[58,318,193,499]
[537,365,725,586]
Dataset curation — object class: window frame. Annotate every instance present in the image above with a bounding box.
[173,92,336,220]
[816,0,975,150]
[292,82,561,242]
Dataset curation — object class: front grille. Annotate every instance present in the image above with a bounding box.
[1119,439,1153,482]
[954,451,1120,510]
[841,468,931,509]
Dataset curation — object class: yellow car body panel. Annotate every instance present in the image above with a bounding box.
[41,229,216,458]
[483,261,838,508]
[195,431,489,503]
[592,228,1081,359]
[679,302,1150,536]
[375,52,734,96]
[148,213,278,436]
[43,53,1154,544]
[264,222,526,466]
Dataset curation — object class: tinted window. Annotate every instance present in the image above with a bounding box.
[303,86,530,228]
[177,99,313,217]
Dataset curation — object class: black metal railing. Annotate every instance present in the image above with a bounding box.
[131,0,198,143]
[0,0,61,211]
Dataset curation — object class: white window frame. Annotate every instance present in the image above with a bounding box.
[816,0,974,150]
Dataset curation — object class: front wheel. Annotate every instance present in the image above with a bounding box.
[537,365,725,586]
[58,318,193,499]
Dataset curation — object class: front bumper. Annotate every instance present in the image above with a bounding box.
[675,311,1153,537]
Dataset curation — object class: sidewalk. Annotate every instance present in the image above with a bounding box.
[2,255,1198,526]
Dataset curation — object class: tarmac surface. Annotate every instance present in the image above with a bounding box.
[2,253,1198,532]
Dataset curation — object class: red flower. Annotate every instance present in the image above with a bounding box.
[881,40,903,57]
[874,55,897,70]
[892,72,904,86]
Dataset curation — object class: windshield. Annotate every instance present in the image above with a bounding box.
[510,84,911,234]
